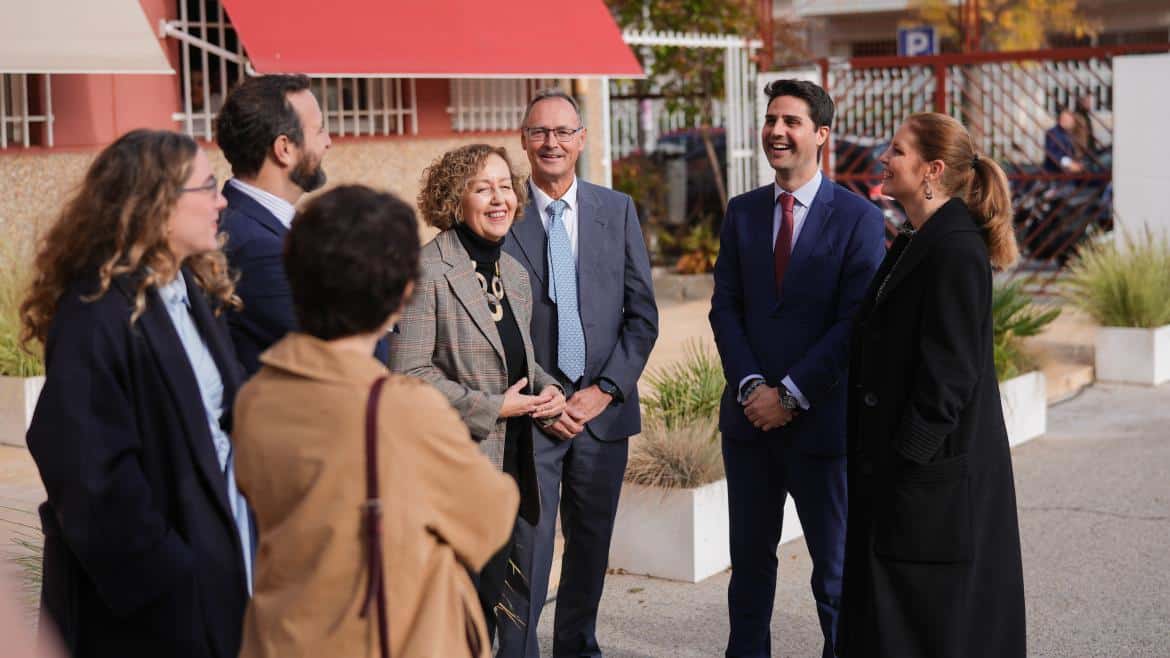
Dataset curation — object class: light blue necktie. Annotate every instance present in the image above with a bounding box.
[546,199,586,382]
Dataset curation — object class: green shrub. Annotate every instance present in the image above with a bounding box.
[0,250,43,378]
[624,417,724,489]
[641,339,724,431]
[993,280,1060,381]
[1062,232,1170,328]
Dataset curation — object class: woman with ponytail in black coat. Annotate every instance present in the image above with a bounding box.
[837,112,1026,657]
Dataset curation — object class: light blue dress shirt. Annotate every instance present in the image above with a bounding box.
[158,272,253,594]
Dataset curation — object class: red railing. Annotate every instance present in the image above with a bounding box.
[805,43,1170,288]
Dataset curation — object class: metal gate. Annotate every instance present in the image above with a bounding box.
[611,30,761,203]
[815,44,1170,287]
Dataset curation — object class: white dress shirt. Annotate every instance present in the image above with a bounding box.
[530,177,580,260]
[737,170,825,411]
[228,178,297,230]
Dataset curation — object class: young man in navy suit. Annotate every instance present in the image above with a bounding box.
[709,79,885,658]
[215,74,345,376]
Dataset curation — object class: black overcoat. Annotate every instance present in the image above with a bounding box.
[26,270,249,658]
[837,199,1026,657]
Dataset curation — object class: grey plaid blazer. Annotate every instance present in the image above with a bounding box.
[388,229,560,471]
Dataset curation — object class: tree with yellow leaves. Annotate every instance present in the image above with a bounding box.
[909,0,1098,52]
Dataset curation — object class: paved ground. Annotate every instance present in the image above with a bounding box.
[535,381,1170,657]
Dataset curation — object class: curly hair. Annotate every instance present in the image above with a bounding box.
[285,185,421,340]
[417,144,528,230]
[20,129,240,347]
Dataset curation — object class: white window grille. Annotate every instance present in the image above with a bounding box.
[1,73,53,148]
[163,0,418,140]
[448,79,558,132]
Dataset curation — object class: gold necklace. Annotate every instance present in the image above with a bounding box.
[475,261,506,322]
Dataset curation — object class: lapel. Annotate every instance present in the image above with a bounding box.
[118,276,234,522]
[223,181,289,239]
[871,198,976,311]
[436,231,506,363]
[183,268,243,421]
[500,254,538,383]
[782,176,834,301]
[575,181,607,319]
[746,186,780,300]
[510,194,548,286]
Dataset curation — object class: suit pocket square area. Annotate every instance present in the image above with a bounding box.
[874,453,973,564]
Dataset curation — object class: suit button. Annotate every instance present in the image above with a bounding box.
[863,392,878,407]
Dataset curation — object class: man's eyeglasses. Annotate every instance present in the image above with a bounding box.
[181,177,219,197]
[523,126,583,143]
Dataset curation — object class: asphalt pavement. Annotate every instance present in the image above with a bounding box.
[536,381,1170,657]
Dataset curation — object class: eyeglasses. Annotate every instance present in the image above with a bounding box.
[523,126,583,143]
[181,177,219,198]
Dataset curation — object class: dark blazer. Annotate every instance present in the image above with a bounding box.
[1043,124,1078,173]
[709,177,885,454]
[504,180,658,441]
[837,198,1026,657]
[388,230,561,526]
[27,270,249,658]
[220,182,388,376]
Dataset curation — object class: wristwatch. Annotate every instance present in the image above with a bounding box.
[778,385,800,411]
[596,377,623,403]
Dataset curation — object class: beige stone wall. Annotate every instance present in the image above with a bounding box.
[0,134,532,264]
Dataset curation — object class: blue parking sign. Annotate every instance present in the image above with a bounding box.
[898,26,937,56]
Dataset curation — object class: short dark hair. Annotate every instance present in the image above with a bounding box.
[763,79,835,129]
[215,74,312,178]
[521,88,581,127]
[284,185,420,341]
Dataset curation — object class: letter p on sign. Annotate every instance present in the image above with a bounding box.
[898,26,937,57]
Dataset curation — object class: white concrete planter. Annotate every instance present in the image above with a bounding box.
[609,479,805,583]
[1095,324,1170,385]
[0,375,44,448]
[999,371,1047,447]
[610,479,730,583]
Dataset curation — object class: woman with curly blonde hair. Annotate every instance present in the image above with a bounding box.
[20,129,253,658]
[389,143,565,655]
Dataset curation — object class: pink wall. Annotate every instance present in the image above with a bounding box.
[50,0,180,148]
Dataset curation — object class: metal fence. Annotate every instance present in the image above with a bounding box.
[816,44,1170,288]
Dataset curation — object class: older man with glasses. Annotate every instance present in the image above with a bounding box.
[502,88,659,658]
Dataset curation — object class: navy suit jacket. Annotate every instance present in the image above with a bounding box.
[28,270,249,658]
[220,182,387,376]
[504,180,659,441]
[709,177,885,455]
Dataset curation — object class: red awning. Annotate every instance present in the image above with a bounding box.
[219,0,643,78]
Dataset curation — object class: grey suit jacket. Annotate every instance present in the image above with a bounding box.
[388,229,560,468]
[504,179,659,441]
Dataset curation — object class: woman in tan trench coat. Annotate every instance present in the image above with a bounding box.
[233,185,519,658]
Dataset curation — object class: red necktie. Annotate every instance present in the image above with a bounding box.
[774,192,795,288]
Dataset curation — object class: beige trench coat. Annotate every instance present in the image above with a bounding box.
[233,333,519,658]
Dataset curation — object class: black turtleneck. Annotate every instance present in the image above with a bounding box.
[454,223,529,480]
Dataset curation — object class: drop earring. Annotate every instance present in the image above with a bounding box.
[924,180,934,201]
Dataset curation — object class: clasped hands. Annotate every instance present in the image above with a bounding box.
[500,377,566,423]
[743,384,798,432]
[500,379,611,440]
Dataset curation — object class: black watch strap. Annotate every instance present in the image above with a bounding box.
[597,377,623,403]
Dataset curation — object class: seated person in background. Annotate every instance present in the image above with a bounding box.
[232,185,519,658]
[1044,109,1084,174]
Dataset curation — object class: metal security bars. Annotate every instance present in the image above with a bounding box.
[0,74,53,148]
[163,1,418,139]
[818,43,1170,289]
[448,79,557,132]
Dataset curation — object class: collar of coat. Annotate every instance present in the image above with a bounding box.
[873,197,983,309]
[260,332,389,384]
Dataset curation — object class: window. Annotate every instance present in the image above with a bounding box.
[168,0,417,140]
[448,79,558,132]
[0,74,53,148]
